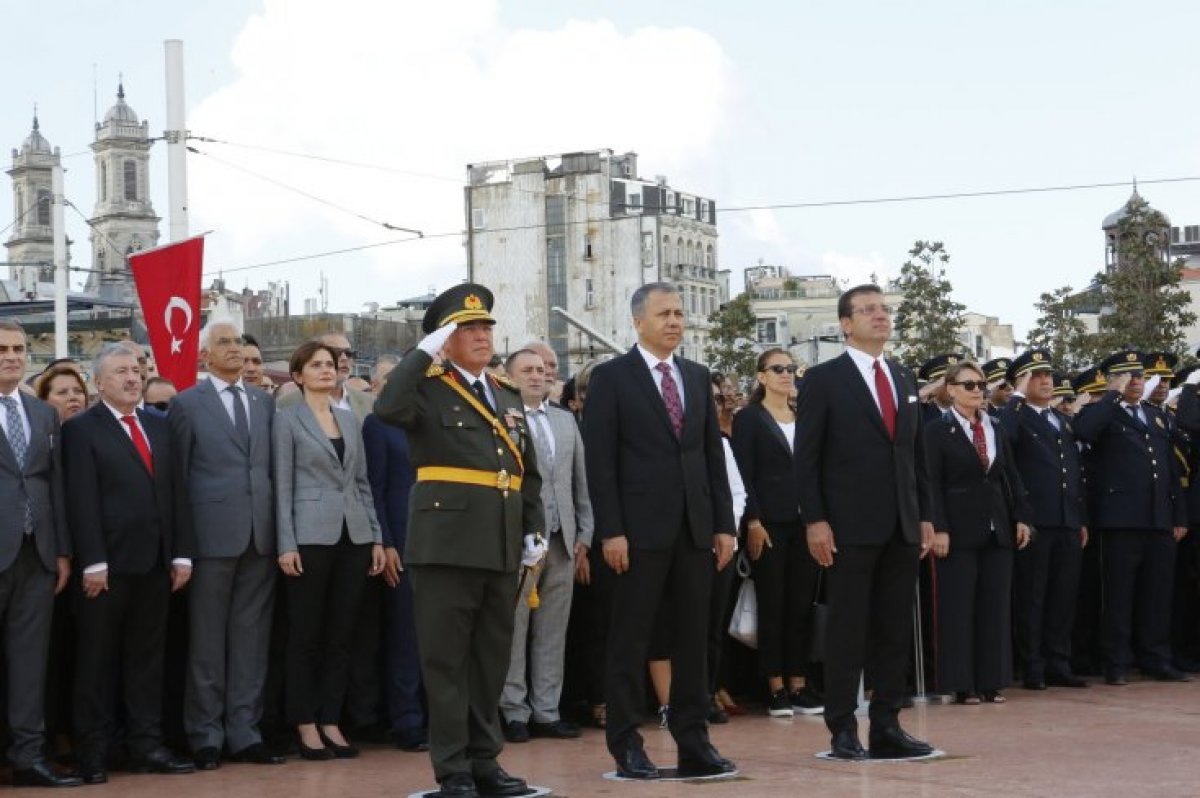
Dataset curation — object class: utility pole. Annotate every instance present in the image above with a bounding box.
[164,40,190,242]
[52,164,68,358]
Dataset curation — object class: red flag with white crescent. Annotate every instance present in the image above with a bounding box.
[129,236,204,390]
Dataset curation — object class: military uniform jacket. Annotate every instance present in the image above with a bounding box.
[1168,386,1200,524]
[1071,391,1186,531]
[997,396,1088,530]
[373,350,544,573]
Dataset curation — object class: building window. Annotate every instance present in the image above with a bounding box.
[700,199,709,220]
[100,162,108,202]
[471,208,486,230]
[583,234,594,259]
[585,278,595,309]
[665,191,675,213]
[677,237,685,266]
[756,318,778,344]
[124,160,138,201]
[37,189,51,226]
[1187,225,1200,243]
[628,193,641,214]
[683,197,695,216]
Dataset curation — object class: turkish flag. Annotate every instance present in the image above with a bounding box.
[130,236,204,390]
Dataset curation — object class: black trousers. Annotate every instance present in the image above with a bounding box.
[284,537,372,725]
[1014,526,1083,680]
[706,547,739,695]
[1100,528,1176,672]
[933,539,1013,694]
[344,578,383,728]
[605,530,712,761]
[750,520,819,680]
[1072,529,1105,673]
[383,568,425,734]
[74,569,169,760]
[823,528,918,735]
[1171,529,1200,663]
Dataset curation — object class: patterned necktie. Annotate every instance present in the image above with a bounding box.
[121,415,154,474]
[971,419,989,471]
[227,385,250,448]
[2,397,33,535]
[873,360,896,439]
[655,362,684,438]
[472,379,494,414]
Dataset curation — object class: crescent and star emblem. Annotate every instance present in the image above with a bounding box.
[163,296,194,354]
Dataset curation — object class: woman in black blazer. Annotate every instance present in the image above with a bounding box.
[925,361,1032,704]
[732,348,822,717]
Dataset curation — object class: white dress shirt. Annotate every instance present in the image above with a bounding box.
[207,373,252,431]
[451,363,496,409]
[636,343,686,413]
[845,344,897,413]
[949,406,996,468]
[524,401,557,461]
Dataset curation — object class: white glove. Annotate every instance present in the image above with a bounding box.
[1187,369,1200,386]
[417,322,458,356]
[1140,375,1160,402]
[521,534,547,568]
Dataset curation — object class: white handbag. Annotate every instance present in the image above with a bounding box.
[727,552,758,649]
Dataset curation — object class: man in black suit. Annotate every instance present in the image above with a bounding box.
[64,343,197,783]
[0,320,79,788]
[795,284,936,760]
[1072,351,1190,685]
[584,282,736,780]
[997,350,1089,690]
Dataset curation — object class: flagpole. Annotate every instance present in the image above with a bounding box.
[52,164,68,359]
[164,40,189,243]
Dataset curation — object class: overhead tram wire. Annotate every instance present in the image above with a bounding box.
[199,172,1200,278]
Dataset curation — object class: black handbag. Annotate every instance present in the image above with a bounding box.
[808,569,829,663]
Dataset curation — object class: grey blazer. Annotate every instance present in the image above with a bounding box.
[537,404,594,554]
[273,401,382,554]
[278,385,375,424]
[0,394,69,572]
[169,378,276,558]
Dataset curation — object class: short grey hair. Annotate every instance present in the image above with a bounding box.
[92,342,140,380]
[200,317,241,350]
[370,353,400,380]
[630,282,680,319]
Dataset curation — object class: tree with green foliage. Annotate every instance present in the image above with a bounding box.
[1026,285,1095,371]
[892,240,967,366]
[705,292,758,383]
[1090,193,1196,356]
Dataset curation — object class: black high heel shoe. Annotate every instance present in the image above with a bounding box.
[318,728,359,759]
[297,735,334,761]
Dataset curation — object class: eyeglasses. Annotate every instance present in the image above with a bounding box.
[762,364,798,375]
[333,348,358,360]
[851,303,893,317]
[949,380,986,391]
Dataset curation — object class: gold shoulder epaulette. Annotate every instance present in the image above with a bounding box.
[425,363,445,378]
[493,373,519,392]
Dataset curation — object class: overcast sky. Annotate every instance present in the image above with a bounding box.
[5,0,1199,337]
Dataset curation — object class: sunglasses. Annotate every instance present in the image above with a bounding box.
[149,401,170,412]
[762,364,798,375]
[332,348,358,360]
[949,380,987,391]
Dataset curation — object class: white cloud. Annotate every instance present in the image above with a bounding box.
[187,0,734,308]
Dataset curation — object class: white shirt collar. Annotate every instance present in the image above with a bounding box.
[951,406,990,429]
[525,399,551,414]
[208,373,246,393]
[102,400,139,422]
[845,344,885,373]
[636,343,675,372]
[0,387,22,403]
[451,362,487,385]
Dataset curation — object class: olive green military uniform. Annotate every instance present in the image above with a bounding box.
[375,346,543,784]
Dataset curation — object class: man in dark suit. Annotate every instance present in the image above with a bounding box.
[0,320,79,788]
[583,282,736,780]
[795,284,936,760]
[997,350,1089,690]
[170,320,283,769]
[375,284,544,798]
[64,343,196,783]
[1072,351,1190,685]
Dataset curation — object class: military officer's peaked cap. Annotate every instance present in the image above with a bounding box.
[1051,372,1075,398]
[1142,351,1178,378]
[422,283,497,334]
[1006,350,1054,384]
[917,353,965,382]
[1099,350,1146,376]
[981,358,1012,384]
[1072,367,1108,395]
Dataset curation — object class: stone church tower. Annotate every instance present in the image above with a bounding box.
[5,114,60,285]
[88,83,159,300]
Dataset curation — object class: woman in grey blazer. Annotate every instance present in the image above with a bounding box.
[274,341,385,760]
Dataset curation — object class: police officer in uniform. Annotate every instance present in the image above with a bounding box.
[997,350,1089,689]
[1050,373,1077,416]
[1072,351,1190,685]
[1168,361,1200,671]
[1069,366,1108,673]
[982,358,1013,419]
[374,284,546,798]
[917,354,963,423]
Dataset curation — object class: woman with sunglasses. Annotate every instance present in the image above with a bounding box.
[732,349,823,716]
[925,361,1032,705]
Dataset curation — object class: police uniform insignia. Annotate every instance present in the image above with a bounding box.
[493,373,518,392]
[1032,352,1044,362]
[425,363,445,378]
[1156,416,1165,428]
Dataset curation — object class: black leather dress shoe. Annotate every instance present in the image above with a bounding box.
[1105,670,1129,686]
[393,728,430,752]
[193,746,221,770]
[828,729,867,761]
[615,748,659,779]
[529,719,581,739]
[501,720,530,743]
[1046,672,1088,688]
[435,772,479,798]
[677,744,736,778]
[868,725,934,759]
[1145,665,1192,682]
[77,756,107,785]
[130,747,195,774]
[11,759,84,788]
[1022,677,1047,690]
[228,743,285,765]
[475,766,527,796]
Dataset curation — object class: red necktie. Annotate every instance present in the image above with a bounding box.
[122,415,154,474]
[971,419,989,471]
[873,360,896,439]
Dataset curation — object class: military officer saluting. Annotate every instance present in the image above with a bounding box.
[375,283,545,798]
[982,357,1013,418]
[1072,350,1190,685]
[917,353,963,422]
[997,350,1089,690]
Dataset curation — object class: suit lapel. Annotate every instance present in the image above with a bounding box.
[0,397,23,474]
[296,402,339,461]
[247,387,269,460]
[886,359,910,441]
[95,405,153,479]
[754,404,792,454]
[675,356,701,440]
[627,349,678,441]
[835,353,889,441]
[198,379,248,453]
